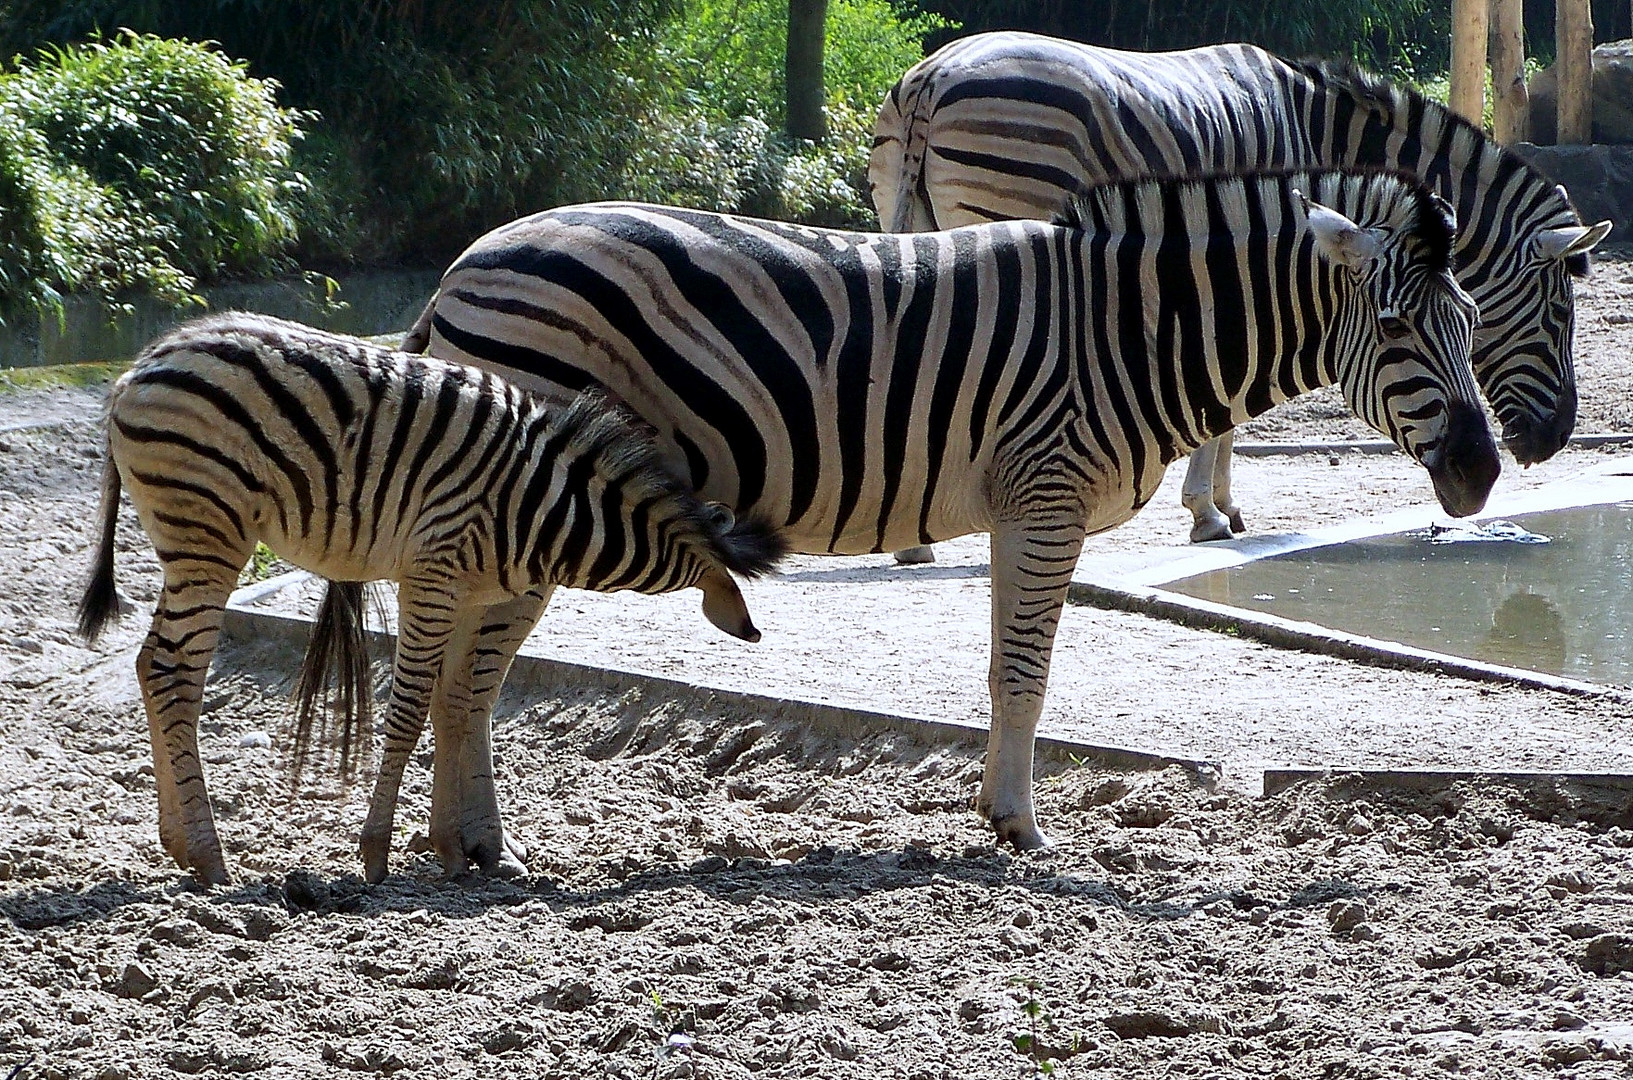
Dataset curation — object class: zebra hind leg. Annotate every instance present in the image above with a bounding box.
[360,575,465,884]
[1181,437,1235,543]
[979,517,1087,849]
[138,555,249,885]
[427,586,552,879]
[1211,429,1245,534]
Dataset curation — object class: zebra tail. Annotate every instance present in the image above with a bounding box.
[716,515,788,580]
[76,455,123,644]
[888,78,936,232]
[292,580,376,778]
[400,296,437,353]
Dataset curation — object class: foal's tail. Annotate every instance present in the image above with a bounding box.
[76,454,124,643]
[291,580,376,777]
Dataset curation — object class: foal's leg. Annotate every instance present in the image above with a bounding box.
[427,586,551,878]
[979,516,1087,850]
[138,552,250,885]
[1181,437,1234,543]
[359,576,463,884]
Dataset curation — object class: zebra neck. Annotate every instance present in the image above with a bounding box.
[1085,233,1343,466]
[1311,70,1543,253]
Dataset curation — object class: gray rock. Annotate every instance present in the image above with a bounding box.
[1509,143,1633,241]
[1529,41,1633,145]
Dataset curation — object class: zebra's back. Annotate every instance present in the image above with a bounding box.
[871,32,1312,230]
[110,313,522,588]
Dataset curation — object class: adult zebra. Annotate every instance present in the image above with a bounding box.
[77,313,783,884]
[870,31,1610,549]
[312,166,1496,869]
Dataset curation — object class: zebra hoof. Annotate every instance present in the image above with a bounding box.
[1227,509,1246,533]
[360,831,391,885]
[894,545,936,565]
[187,853,232,888]
[470,829,528,879]
[990,813,1051,851]
[434,823,528,879]
[1188,518,1234,543]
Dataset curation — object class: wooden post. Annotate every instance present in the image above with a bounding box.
[1489,0,1528,144]
[1557,0,1594,144]
[1450,0,1490,125]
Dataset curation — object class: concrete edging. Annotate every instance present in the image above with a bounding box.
[219,601,1222,785]
[1066,579,1614,700]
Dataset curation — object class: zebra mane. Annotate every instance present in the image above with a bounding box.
[542,389,785,578]
[1053,168,1456,275]
[1291,54,1587,245]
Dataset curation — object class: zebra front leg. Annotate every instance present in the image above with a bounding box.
[427,586,551,878]
[1181,437,1234,543]
[979,517,1087,849]
[1211,429,1245,534]
[138,559,247,886]
[360,576,464,884]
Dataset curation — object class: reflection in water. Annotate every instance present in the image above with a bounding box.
[1481,590,1566,674]
[1163,503,1633,685]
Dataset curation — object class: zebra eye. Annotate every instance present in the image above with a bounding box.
[1379,314,1413,341]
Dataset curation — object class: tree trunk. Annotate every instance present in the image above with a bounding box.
[1490,0,1528,144]
[1557,0,1594,144]
[786,0,828,142]
[1450,0,1490,125]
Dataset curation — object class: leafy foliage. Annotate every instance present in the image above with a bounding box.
[621,0,949,227]
[8,32,305,282]
[0,1,673,264]
[0,33,297,322]
[915,0,1453,80]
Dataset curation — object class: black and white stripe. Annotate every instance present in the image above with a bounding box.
[380,167,1495,857]
[77,312,782,885]
[869,31,1610,541]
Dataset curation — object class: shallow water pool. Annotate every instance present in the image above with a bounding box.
[1162,502,1633,685]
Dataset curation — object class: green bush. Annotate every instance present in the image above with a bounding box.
[0,1,672,265]
[9,32,306,283]
[0,67,193,322]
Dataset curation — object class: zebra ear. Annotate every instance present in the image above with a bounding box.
[1533,220,1613,262]
[1295,190,1382,270]
[702,502,736,533]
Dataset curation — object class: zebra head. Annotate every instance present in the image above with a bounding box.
[547,393,787,641]
[1301,174,1498,518]
[1468,188,1610,465]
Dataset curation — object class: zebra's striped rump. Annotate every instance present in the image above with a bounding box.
[77,312,783,884]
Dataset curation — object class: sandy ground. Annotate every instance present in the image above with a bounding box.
[4,257,1633,1077]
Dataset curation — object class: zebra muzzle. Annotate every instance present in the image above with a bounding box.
[1500,382,1577,466]
[1424,400,1501,518]
[699,570,762,643]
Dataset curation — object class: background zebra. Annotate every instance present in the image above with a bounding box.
[869,30,1610,549]
[76,312,784,885]
[325,165,1495,865]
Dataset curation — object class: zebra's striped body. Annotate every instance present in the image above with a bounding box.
[377,168,1494,857]
[870,31,1609,543]
[77,313,782,884]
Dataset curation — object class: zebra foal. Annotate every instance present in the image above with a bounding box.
[76,312,783,885]
[871,32,1610,548]
[314,166,1497,864]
